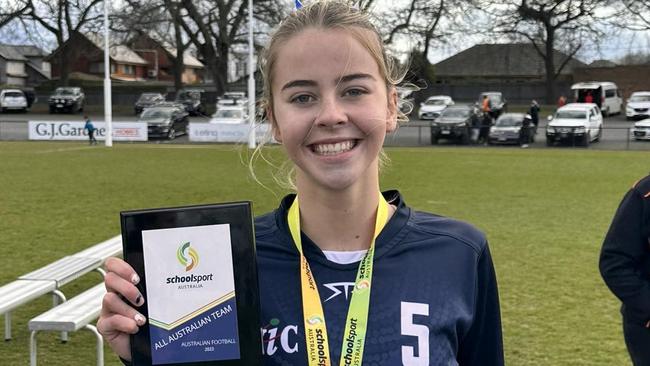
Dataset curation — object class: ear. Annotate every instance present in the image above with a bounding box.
[386,87,398,133]
[267,105,282,143]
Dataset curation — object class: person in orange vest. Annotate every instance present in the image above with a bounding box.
[479,95,492,144]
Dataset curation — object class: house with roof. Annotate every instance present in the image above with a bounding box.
[430,43,587,102]
[46,31,149,81]
[129,34,205,84]
[0,44,51,86]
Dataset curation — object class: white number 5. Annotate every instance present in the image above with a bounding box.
[401,301,429,366]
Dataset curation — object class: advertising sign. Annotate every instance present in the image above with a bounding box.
[28,121,147,141]
[188,123,273,143]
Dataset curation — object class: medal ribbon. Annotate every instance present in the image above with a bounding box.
[287,191,389,366]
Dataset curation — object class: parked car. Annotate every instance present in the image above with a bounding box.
[418,95,454,120]
[631,118,650,140]
[0,89,28,113]
[546,103,603,147]
[430,105,477,145]
[209,106,248,124]
[216,91,247,108]
[134,93,166,115]
[175,89,205,116]
[479,91,507,119]
[49,87,85,113]
[571,81,622,117]
[626,91,650,120]
[138,105,189,140]
[488,113,537,145]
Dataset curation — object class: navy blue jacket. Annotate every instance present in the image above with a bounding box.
[122,191,503,365]
[600,175,650,324]
[257,191,503,365]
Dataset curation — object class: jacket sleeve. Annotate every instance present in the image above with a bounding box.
[457,243,504,366]
[600,187,650,320]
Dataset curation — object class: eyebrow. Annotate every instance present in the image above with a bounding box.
[280,73,376,91]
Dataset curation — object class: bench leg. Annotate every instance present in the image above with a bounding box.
[30,330,38,366]
[86,324,104,366]
[52,290,68,343]
[4,312,10,341]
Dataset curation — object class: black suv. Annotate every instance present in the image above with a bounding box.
[430,105,479,145]
[49,87,85,113]
[175,89,206,116]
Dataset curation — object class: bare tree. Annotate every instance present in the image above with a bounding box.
[481,0,609,103]
[17,0,103,85]
[620,1,650,30]
[0,1,29,29]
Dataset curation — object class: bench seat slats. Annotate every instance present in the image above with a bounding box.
[72,235,122,260]
[28,284,106,332]
[19,257,101,286]
[0,280,57,314]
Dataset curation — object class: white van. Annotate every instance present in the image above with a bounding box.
[571,81,622,117]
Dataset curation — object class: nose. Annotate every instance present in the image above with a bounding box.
[314,95,347,128]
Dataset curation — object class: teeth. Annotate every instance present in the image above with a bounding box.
[313,140,355,155]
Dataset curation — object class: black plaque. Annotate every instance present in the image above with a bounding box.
[121,202,262,366]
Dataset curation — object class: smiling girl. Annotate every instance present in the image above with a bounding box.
[98,2,503,365]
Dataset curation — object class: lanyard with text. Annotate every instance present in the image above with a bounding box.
[287,192,389,366]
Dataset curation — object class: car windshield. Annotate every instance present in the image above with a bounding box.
[630,95,650,102]
[141,109,172,119]
[177,91,200,100]
[442,108,470,118]
[138,94,161,102]
[496,117,522,127]
[215,109,243,119]
[4,92,23,98]
[556,110,587,119]
[55,88,75,96]
[425,99,446,106]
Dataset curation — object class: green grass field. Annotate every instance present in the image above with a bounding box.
[0,141,648,365]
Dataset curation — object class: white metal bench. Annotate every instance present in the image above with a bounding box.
[0,234,122,341]
[28,283,106,366]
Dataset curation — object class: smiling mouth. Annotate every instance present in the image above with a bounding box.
[310,140,358,155]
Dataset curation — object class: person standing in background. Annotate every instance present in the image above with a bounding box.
[84,116,97,145]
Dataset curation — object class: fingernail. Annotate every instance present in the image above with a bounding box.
[131,273,140,285]
[134,313,146,325]
[135,294,144,306]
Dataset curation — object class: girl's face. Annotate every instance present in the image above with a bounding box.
[268,27,397,192]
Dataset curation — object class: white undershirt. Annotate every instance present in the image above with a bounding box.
[321,249,369,264]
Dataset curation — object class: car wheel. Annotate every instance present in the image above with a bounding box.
[49,107,55,114]
[0,107,5,113]
[461,132,470,145]
[167,128,176,140]
[79,103,84,112]
[594,127,602,142]
[603,108,609,117]
[546,137,553,147]
[430,135,438,145]
[581,134,590,147]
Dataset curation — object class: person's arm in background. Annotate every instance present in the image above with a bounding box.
[600,183,650,323]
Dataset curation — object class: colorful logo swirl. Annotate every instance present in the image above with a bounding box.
[355,279,370,291]
[177,242,199,272]
[307,315,323,325]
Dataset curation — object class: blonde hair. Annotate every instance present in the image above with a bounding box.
[250,0,410,191]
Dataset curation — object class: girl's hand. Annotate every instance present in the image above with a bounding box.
[97,257,146,361]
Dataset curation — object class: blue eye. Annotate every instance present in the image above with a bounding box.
[292,94,313,104]
[345,88,366,97]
